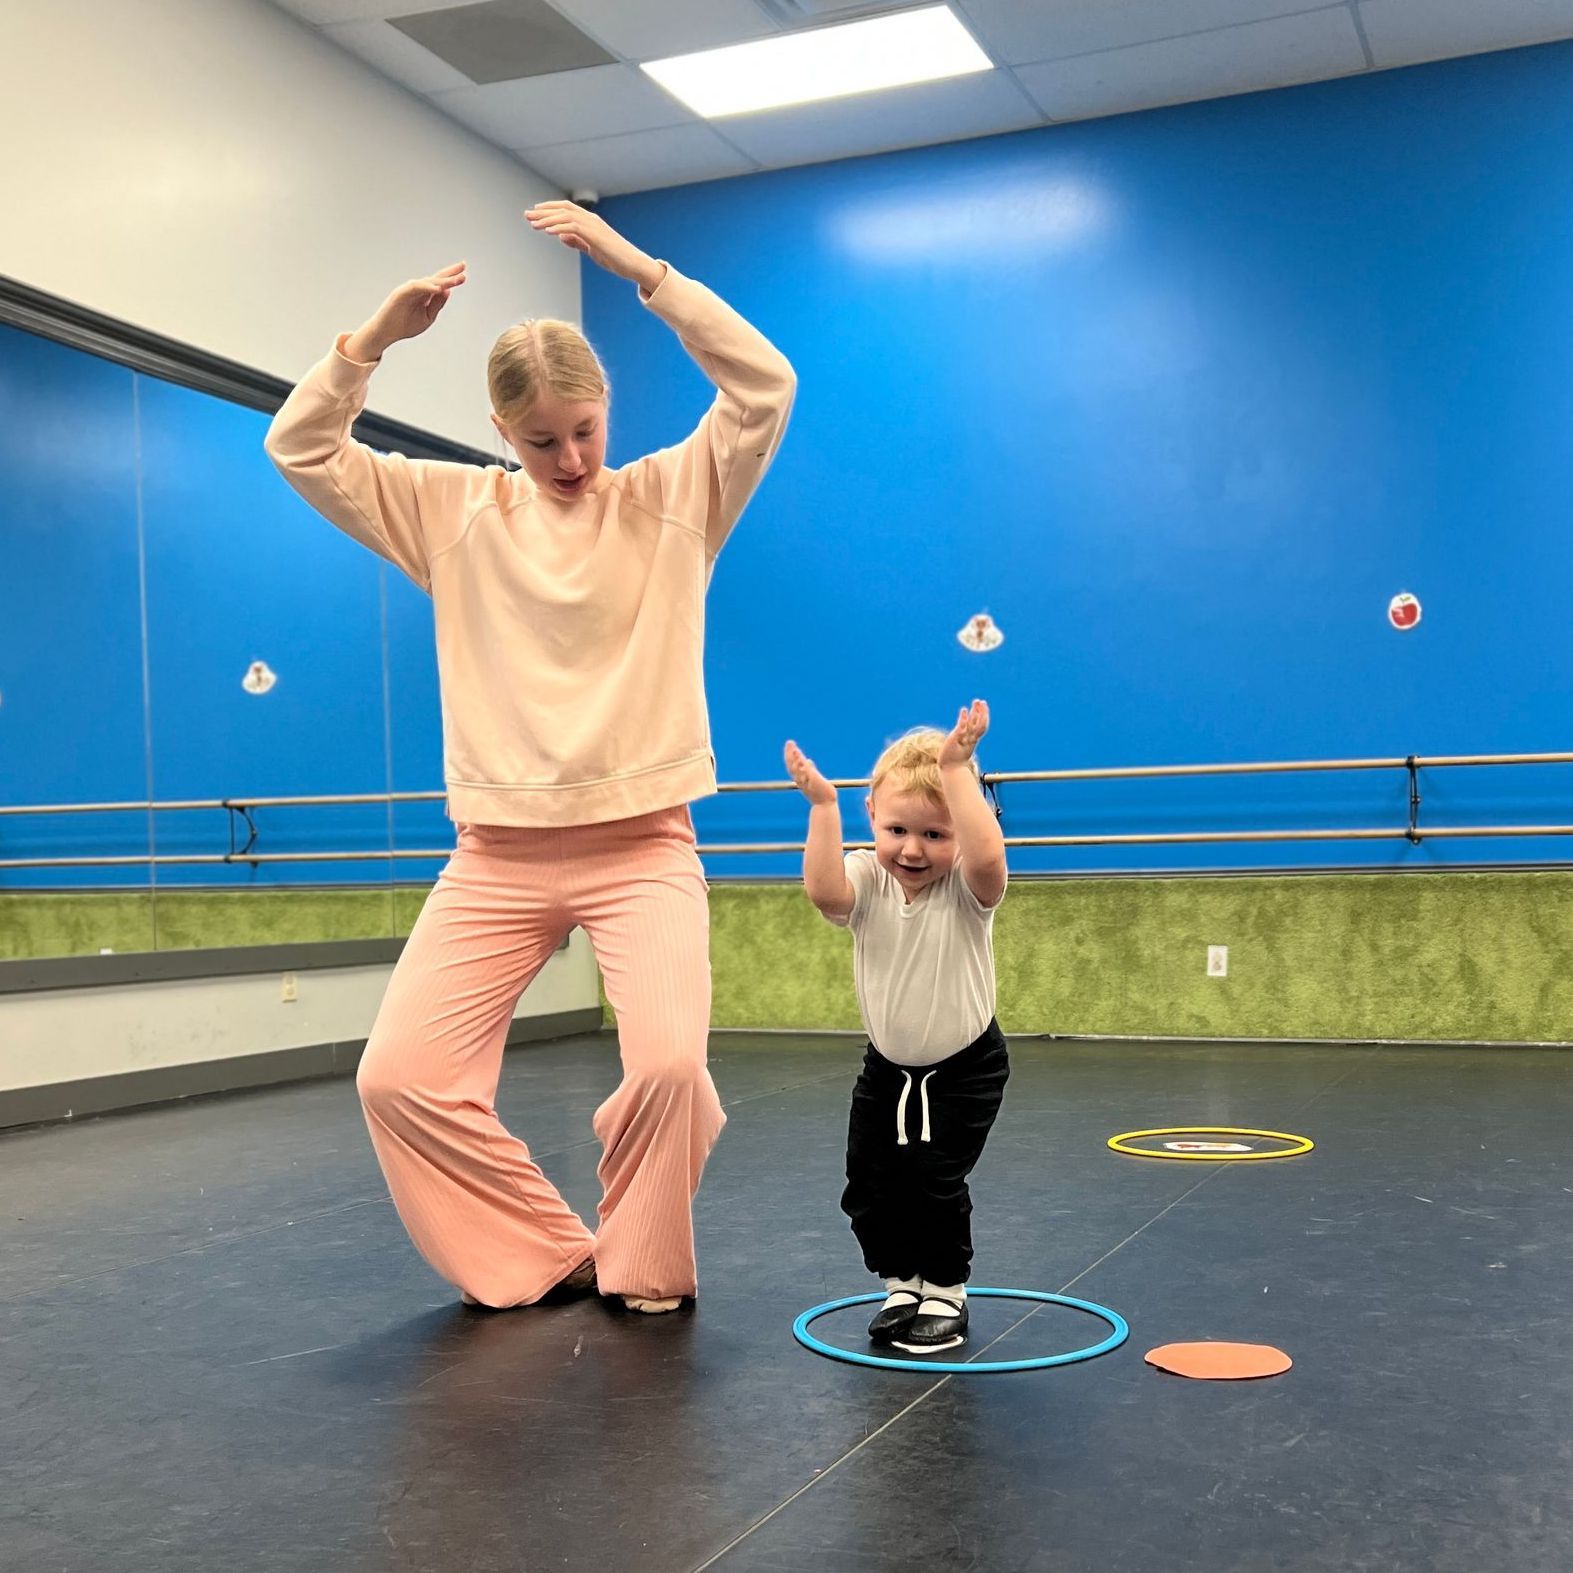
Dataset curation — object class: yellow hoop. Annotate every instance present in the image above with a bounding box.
[1106,1126,1314,1161]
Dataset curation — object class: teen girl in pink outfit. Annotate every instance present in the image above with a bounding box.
[265,203,795,1313]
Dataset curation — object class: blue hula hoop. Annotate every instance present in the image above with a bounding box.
[793,1286,1129,1374]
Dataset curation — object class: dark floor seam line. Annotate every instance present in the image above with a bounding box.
[988,1056,1364,1342]
[963,1054,1369,1359]
[1056,1165,1225,1298]
[693,1162,1228,1570]
[691,1046,1338,1564]
[1291,1056,1365,1115]
[704,1044,1365,1522]
[718,1069,852,1109]
[687,1375,955,1573]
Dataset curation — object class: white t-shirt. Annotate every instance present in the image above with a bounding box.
[829,849,1003,1068]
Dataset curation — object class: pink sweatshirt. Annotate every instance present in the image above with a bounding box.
[264,268,795,828]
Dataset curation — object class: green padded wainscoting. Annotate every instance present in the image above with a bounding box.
[10,872,1573,1044]
[0,893,160,959]
[0,887,434,960]
[705,872,1573,1045]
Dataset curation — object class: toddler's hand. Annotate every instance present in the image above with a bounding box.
[784,741,837,806]
[938,699,990,769]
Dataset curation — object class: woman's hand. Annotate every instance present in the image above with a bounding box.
[784,741,838,807]
[938,699,990,770]
[526,202,665,293]
[345,263,467,362]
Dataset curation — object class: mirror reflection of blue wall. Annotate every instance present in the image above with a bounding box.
[1,328,145,883]
[0,322,447,889]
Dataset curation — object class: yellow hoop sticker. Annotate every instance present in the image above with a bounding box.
[1106,1126,1314,1161]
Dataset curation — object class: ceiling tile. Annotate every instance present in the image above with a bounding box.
[274,0,1573,198]
[1358,0,1573,69]
[545,0,779,61]
[957,0,1348,66]
[524,123,759,195]
[323,18,475,91]
[431,63,694,144]
[271,0,476,23]
[719,68,1042,167]
[1015,8,1368,121]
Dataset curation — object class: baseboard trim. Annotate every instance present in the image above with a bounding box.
[0,933,568,996]
[0,1007,606,1131]
[708,1026,1573,1049]
[1041,1031,1573,1049]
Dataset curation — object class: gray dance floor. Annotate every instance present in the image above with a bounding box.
[4,1032,1570,1571]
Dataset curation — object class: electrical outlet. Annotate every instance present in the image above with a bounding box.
[280,972,298,1003]
[1207,945,1228,978]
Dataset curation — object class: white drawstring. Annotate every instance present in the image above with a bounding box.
[894,1068,937,1144]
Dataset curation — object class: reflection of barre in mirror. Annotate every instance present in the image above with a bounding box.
[7,748,1573,870]
[0,789,453,870]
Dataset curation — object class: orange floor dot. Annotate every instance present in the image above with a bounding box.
[1145,1341,1292,1379]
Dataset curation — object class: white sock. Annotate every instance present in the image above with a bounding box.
[918,1281,965,1316]
[882,1275,923,1310]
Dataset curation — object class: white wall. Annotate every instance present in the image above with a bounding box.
[0,930,601,1096]
[1,0,604,1109]
[2,0,578,450]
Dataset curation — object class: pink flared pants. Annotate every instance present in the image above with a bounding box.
[355,807,723,1306]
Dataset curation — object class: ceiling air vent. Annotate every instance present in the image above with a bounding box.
[390,0,615,86]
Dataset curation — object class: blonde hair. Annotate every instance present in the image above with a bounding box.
[487,318,608,423]
[869,727,981,807]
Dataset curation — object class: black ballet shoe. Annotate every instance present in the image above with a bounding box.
[538,1257,598,1304]
[899,1295,968,1347]
[867,1288,923,1343]
[460,1257,597,1309]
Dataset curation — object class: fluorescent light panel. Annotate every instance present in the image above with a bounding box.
[641,5,992,120]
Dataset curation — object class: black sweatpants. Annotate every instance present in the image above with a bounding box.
[840,1018,1010,1287]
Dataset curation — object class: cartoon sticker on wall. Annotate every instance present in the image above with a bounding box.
[957,612,1004,653]
[242,661,278,695]
[1387,592,1422,631]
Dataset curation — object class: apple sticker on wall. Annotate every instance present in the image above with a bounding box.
[1388,592,1422,631]
[957,612,1004,653]
[242,660,278,695]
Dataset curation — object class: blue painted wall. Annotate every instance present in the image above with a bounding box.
[586,43,1573,876]
[4,44,1573,889]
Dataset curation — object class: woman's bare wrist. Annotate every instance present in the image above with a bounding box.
[343,324,389,363]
